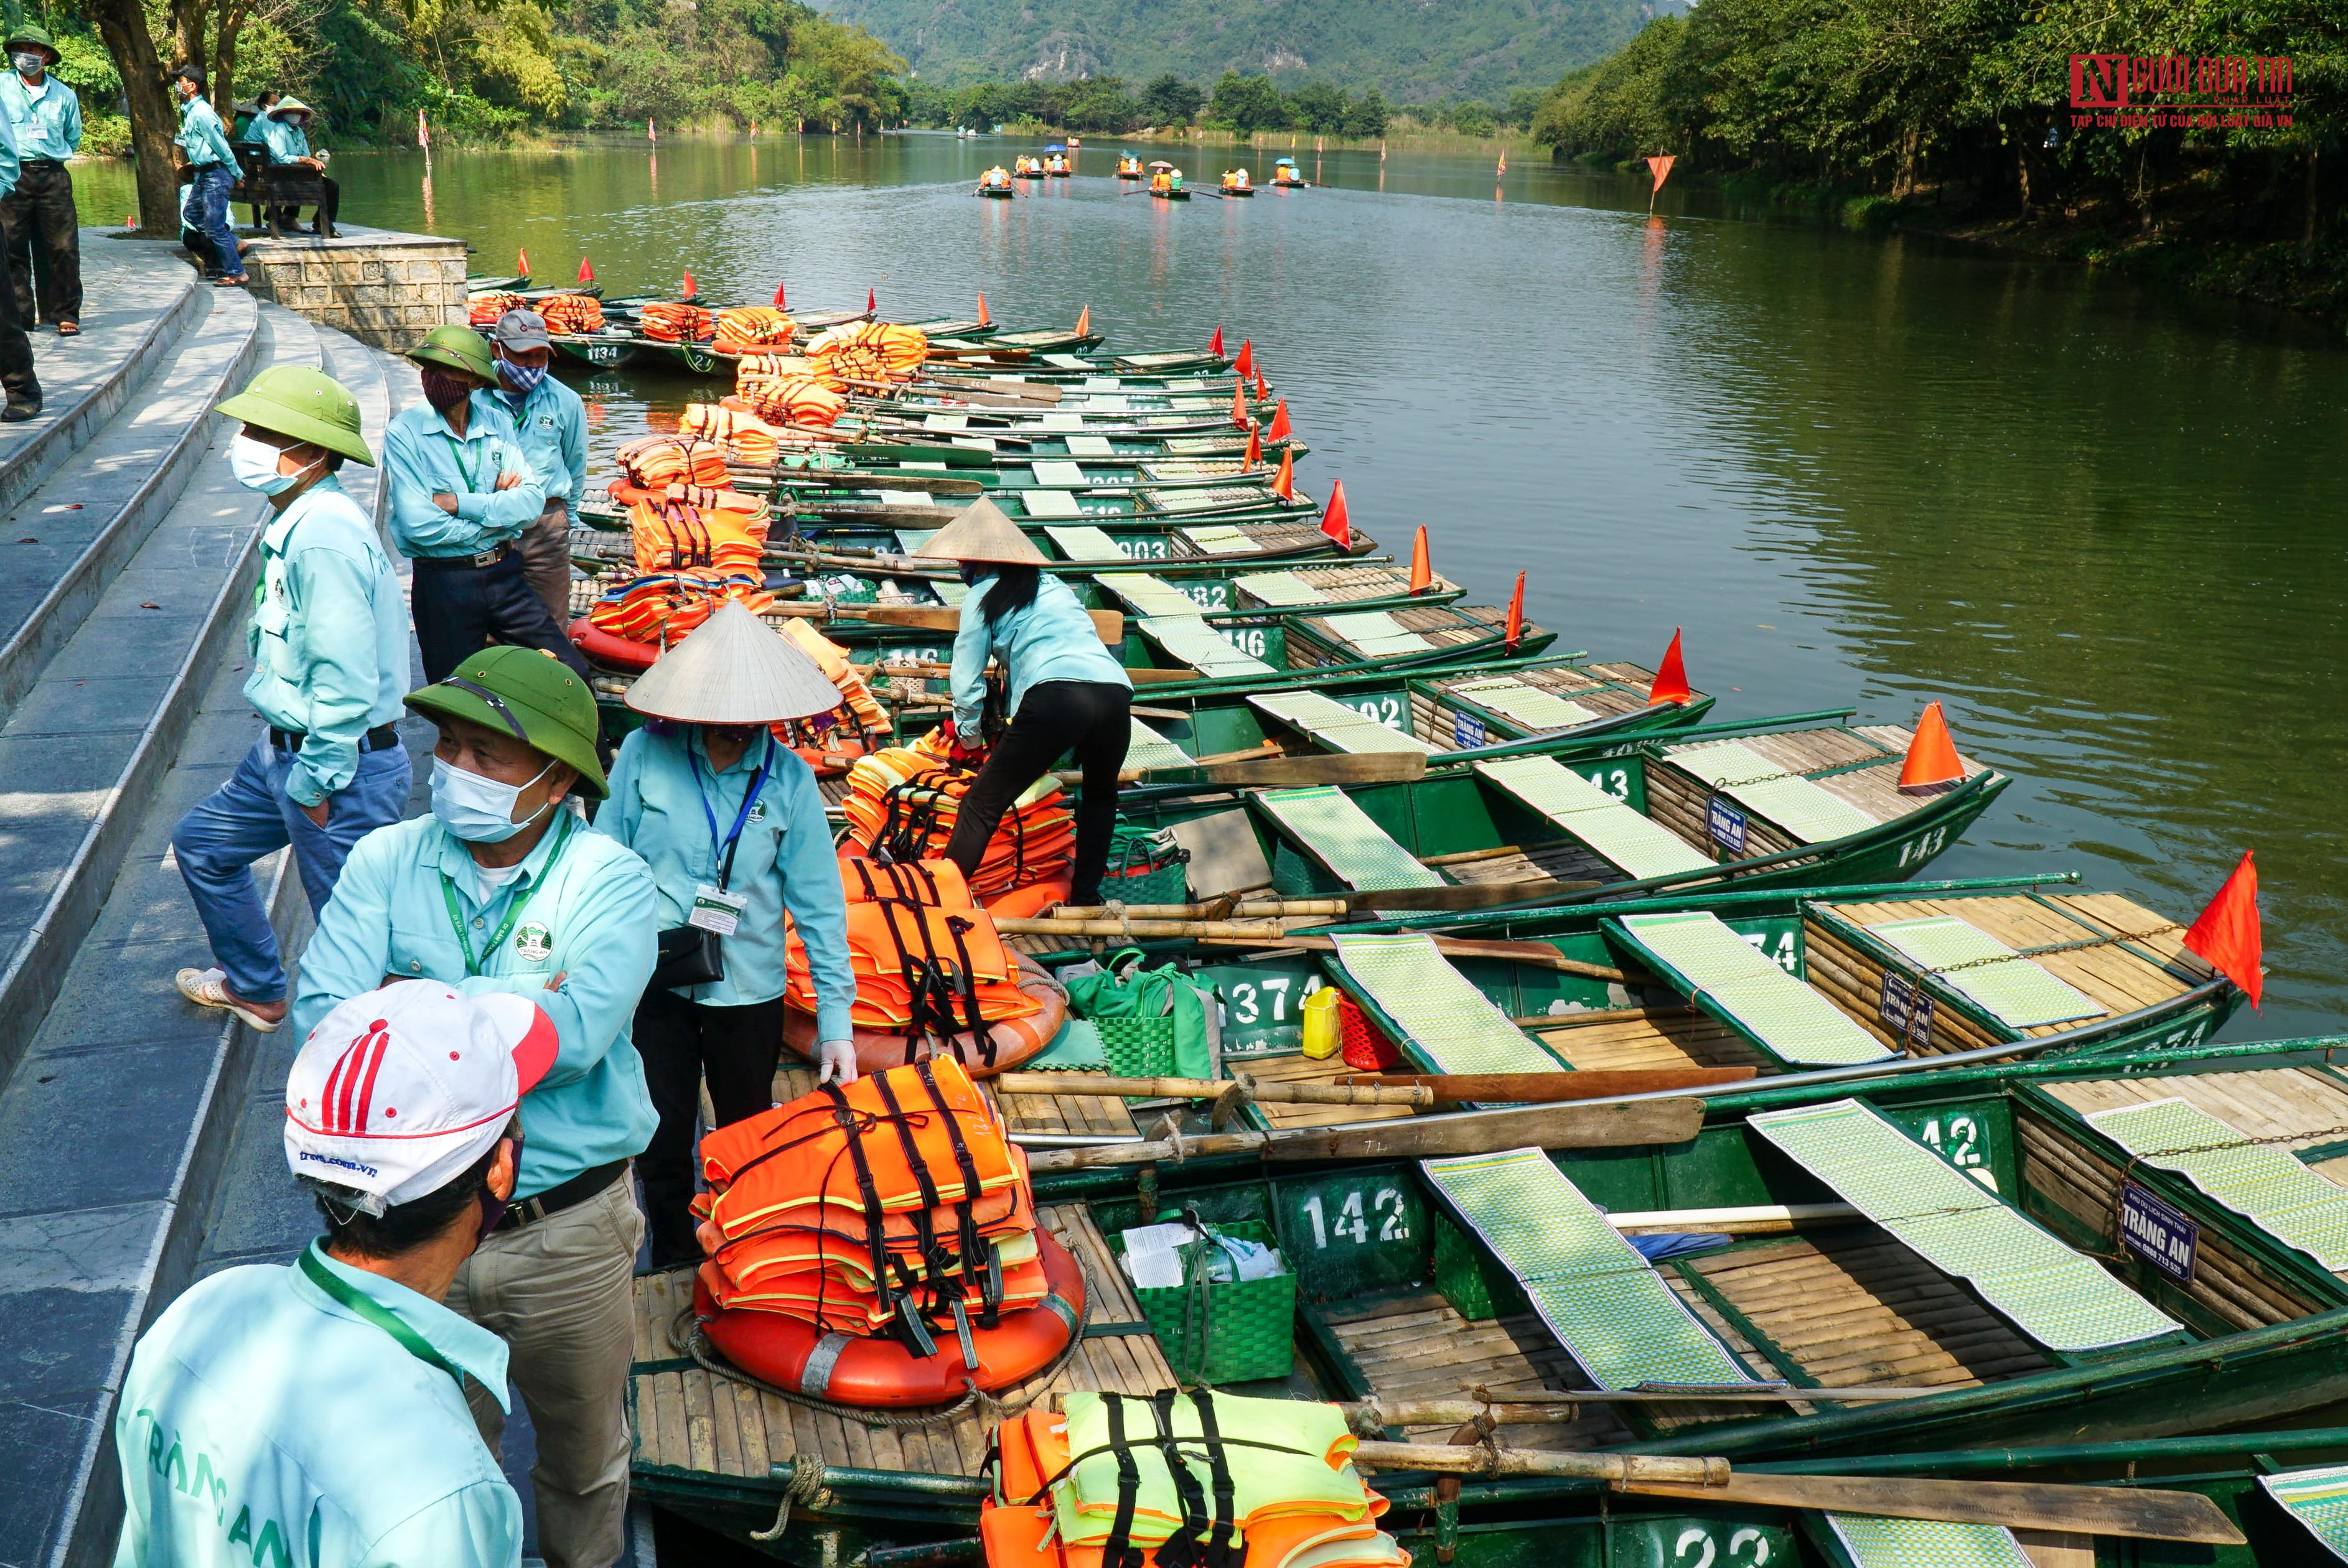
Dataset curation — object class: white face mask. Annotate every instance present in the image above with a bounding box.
[12,53,44,77]
[432,755,556,843]
[229,433,321,497]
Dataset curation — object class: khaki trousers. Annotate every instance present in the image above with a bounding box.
[516,500,576,623]
[446,1173,643,1568]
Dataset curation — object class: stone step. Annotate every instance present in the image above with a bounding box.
[0,287,263,1086]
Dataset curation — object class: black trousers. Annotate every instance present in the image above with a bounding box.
[410,548,591,684]
[943,679,1131,903]
[0,205,35,404]
[2,162,79,324]
[635,988,789,1266]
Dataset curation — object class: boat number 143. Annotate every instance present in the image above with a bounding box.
[1301,1188,1410,1248]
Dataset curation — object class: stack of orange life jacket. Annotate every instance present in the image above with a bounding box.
[641,302,717,343]
[538,293,606,334]
[712,306,797,355]
[467,292,523,327]
[742,375,849,430]
[604,478,769,516]
[806,320,930,385]
[776,618,890,737]
[625,495,770,577]
[841,730,1074,901]
[586,572,777,645]
[736,352,847,394]
[680,402,793,465]
[984,1393,1403,1568]
[785,858,1045,1046]
[615,434,731,490]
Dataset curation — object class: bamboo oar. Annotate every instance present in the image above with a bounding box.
[1190,931,1629,983]
[868,660,1198,684]
[1341,1067,1757,1104]
[993,1072,1430,1108]
[842,602,1123,645]
[762,470,988,495]
[995,915,1306,941]
[1017,1098,1700,1170]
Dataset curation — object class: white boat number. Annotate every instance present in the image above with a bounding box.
[1896,825,1950,867]
[1222,627,1271,658]
[1116,538,1171,559]
[1185,584,1227,609]
[1347,696,1404,728]
[1919,1114,1983,1168]
[1301,1188,1411,1248]
[1224,976,1293,1024]
[1574,766,1632,800]
[1741,931,1798,973]
[1674,1525,1772,1567]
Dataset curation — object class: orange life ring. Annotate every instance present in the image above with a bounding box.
[695,1228,1083,1407]
[783,951,1067,1078]
[794,739,870,777]
[573,617,658,671]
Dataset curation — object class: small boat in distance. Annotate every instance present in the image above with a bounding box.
[1222,167,1256,196]
[976,166,1014,198]
[1044,144,1071,175]
[1013,154,1044,179]
[1272,156,1307,188]
[1115,152,1144,180]
[1148,161,1190,200]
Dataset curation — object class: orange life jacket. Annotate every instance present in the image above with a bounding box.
[640,301,716,343]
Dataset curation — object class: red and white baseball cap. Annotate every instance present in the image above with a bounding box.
[284,983,557,1207]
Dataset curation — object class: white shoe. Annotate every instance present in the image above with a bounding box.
[175,966,284,1032]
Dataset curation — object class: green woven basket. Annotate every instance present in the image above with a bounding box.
[1094,1014,1179,1076]
[1100,858,1187,905]
[1271,841,1338,898]
[1115,1220,1296,1384]
[1432,1214,1528,1322]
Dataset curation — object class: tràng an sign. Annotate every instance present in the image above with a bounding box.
[2119,1179,2199,1284]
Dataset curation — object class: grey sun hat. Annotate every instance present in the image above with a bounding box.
[492,309,553,354]
[623,601,846,725]
[914,498,1049,568]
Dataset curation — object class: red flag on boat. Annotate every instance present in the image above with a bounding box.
[578,256,594,284]
[1898,702,1966,791]
[1265,400,1291,442]
[1320,480,1350,547]
[1647,629,1691,704]
[1210,325,1225,357]
[1230,380,1251,429]
[682,268,696,298]
[1647,155,1678,194]
[1076,305,1091,337]
[1253,365,1270,401]
[1504,572,1525,646]
[1272,448,1295,500]
[773,279,788,308]
[1409,528,1432,593]
[1235,338,1254,378]
[976,291,989,325]
[1245,425,1262,468]
[517,248,530,278]
[867,286,877,314]
[2184,851,2263,1009]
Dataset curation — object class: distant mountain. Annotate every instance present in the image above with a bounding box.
[817,0,1685,103]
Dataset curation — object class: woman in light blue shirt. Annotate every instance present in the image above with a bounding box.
[923,500,1132,903]
[593,602,858,1267]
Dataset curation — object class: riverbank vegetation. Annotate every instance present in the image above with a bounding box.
[1529,1,2345,317]
[904,71,1551,141]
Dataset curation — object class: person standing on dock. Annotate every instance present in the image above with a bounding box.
[0,26,80,335]
[171,65,246,287]
[0,90,39,419]
[490,308,587,627]
[113,985,539,1568]
[592,602,861,1267]
[921,499,1133,905]
[384,325,591,683]
[293,647,657,1568]
[171,367,408,1033]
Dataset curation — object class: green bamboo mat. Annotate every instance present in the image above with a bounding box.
[1472,755,1714,882]
[1448,676,1600,732]
[1420,1147,1757,1389]
[2087,1098,2348,1271]
[1031,459,1090,487]
[1329,933,1566,1075]
[1139,616,1277,678]
[1256,788,1442,892]
[1824,1517,2034,1568]
[1095,572,1204,618]
[1751,1099,2181,1353]
[1151,487,1259,514]
[1668,740,1882,844]
[1065,435,1116,458]
[893,529,938,556]
[1126,717,1195,773]
[1321,610,1434,656]
[1868,916,2107,1029]
[1233,570,1329,607]
[1615,912,1892,1067]
[1042,524,1126,560]
[1250,691,1439,754]
[920,413,967,431]
[1021,490,1087,520]
[2261,1465,2348,1560]
[1181,524,1259,554]
[1038,413,1084,431]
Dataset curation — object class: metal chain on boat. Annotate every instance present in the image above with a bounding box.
[1924,922,2188,975]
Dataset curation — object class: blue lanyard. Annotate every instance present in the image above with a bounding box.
[688,735,774,890]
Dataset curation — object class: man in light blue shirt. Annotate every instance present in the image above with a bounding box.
[0,80,37,419]
[172,367,409,1034]
[172,64,245,284]
[255,93,339,236]
[115,984,545,1568]
[0,26,80,332]
[383,324,590,681]
[490,308,588,622]
[294,647,655,1568]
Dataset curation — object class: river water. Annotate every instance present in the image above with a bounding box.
[74,136,2348,1038]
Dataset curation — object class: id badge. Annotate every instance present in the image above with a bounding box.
[688,884,748,935]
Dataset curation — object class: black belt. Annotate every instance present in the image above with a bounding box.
[495,1159,628,1233]
[271,724,399,753]
[413,544,513,572]
[19,158,62,169]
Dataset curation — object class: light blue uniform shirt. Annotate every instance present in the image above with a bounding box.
[255,111,308,164]
[595,727,856,1032]
[381,391,546,559]
[175,93,237,169]
[952,572,1131,732]
[2,72,80,160]
[497,374,587,524]
[114,1242,520,1568]
[0,86,19,197]
[293,813,659,1198]
[245,476,409,808]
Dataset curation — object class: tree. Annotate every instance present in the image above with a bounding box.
[1138,72,1201,126]
[1342,88,1389,138]
[83,0,180,230]
[1060,75,1136,131]
[1208,71,1287,133]
[1288,81,1346,134]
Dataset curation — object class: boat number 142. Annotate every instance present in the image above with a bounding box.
[1301,1188,1410,1248]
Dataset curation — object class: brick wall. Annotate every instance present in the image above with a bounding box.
[243,228,466,351]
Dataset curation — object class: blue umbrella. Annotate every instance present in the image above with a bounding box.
[1045,143,1067,152]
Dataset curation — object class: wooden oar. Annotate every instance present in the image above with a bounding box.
[764,470,988,495]
[1017,1098,1701,1169]
[1166,751,1426,787]
[843,602,1123,645]
[1192,931,1629,984]
[1345,1446,2243,1544]
[1334,878,1600,912]
[1342,1068,1757,1105]
[994,1072,1430,1108]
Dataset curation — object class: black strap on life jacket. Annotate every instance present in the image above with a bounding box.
[915,1059,995,1324]
[1186,1389,1243,1568]
[816,1081,900,1335]
[937,914,1000,1068]
[868,1069,946,1319]
[1102,1396,1147,1568]
[1146,1389,1216,1568]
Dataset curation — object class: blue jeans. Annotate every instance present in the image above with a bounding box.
[187,164,240,278]
[173,732,412,1001]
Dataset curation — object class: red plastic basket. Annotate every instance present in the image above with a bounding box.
[1337,997,1403,1071]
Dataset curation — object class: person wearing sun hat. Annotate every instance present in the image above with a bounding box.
[172,367,409,1035]
[921,498,1134,904]
[113,984,548,1567]
[0,23,80,336]
[294,646,657,1568]
[591,601,859,1266]
[383,324,587,684]
[256,92,340,235]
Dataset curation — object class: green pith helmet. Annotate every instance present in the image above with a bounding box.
[406,646,608,798]
[407,324,498,383]
[216,366,376,466]
[6,25,58,63]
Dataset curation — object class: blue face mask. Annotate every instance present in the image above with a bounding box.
[431,755,554,843]
[497,358,548,397]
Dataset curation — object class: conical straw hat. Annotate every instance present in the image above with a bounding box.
[914,498,1049,567]
[624,601,844,724]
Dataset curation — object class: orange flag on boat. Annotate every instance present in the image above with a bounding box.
[1647,155,1678,194]
[1230,380,1251,429]
[1647,629,1691,704]
[2184,851,2263,1009]
[773,279,787,308]
[1075,305,1091,337]
[1272,449,1294,500]
[1265,399,1292,442]
[579,256,595,284]
[683,268,696,298]
[1504,572,1525,645]
[1408,527,1432,593]
[517,248,530,278]
[1210,325,1225,357]
[867,286,877,314]
[976,291,989,325]
[1897,701,1965,790]
[1245,425,1262,468]
[1320,480,1350,546]
[1235,338,1254,378]
[1253,365,1270,401]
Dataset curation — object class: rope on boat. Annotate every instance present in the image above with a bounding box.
[751,1455,831,1542]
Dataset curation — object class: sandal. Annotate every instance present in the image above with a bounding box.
[175,966,284,1031]
[217,274,249,287]
[55,321,78,337]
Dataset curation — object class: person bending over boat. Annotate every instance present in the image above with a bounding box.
[592,604,858,1268]
[922,500,1132,905]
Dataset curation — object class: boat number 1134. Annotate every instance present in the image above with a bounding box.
[1300,1188,1410,1248]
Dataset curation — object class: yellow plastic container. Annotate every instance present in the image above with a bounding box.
[1299,986,1342,1060]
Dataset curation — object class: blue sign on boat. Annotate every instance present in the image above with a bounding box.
[1453,711,1487,749]
[1706,798,1747,854]
[1879,971,1934,1049]
[2119,1180,2199,1283]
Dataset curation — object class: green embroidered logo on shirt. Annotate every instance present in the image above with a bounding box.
[513,922,553,962]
